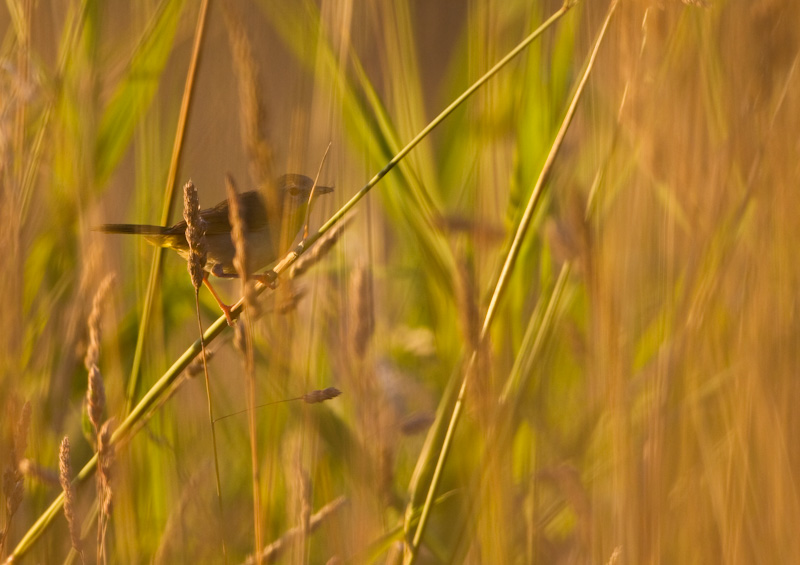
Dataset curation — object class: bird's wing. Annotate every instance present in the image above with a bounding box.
[160,191,268,236]
[199,191,268,235]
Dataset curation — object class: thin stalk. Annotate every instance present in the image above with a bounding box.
[241,311,261,565]
[194,293,228,563]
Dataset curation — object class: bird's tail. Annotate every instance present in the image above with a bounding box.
[95,223,186,250]
[96,224,170,235]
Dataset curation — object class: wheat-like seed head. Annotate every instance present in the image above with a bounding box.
[183,180,207,291]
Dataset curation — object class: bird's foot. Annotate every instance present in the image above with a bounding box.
[219,303,235,326]
[203,274,237,326]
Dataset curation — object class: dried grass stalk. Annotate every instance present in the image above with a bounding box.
[290,213,354,279]
[226,174,261,319]
[83,274,114,372]
[221,2,273,194]
[97,419,115,517]
[226,174,249,280]
[85,276,113,433]
[86,364,106,434]
[96,419,116,565]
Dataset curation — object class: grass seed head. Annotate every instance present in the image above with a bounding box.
[58,437,82,558]
[302,387,342,404]
[183,180,207,291]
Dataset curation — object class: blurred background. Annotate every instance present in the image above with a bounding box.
[2,0,799,563]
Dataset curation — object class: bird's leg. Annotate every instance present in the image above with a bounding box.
[202,272,235,325]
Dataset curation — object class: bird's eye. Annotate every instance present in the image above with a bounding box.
[288,185,300,196]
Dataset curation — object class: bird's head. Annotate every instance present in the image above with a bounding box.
[272,173,334,245]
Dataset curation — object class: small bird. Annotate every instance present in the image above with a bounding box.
[99,174,333,322]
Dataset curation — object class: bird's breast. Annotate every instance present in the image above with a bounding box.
[204,229,276,276]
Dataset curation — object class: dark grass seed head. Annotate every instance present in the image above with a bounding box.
[183,180,207,291]
[302,387,341,404]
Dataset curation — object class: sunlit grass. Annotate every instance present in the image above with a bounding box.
[2,0,800,563]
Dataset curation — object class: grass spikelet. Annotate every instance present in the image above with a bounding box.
[302,387,342,404]
[85,276,113,434]
[96,419,115,564]
[58,437,83,563]
[289,213,354,279]
[185,348,216,378]
[97,420,115,513]
[221,2,273,193]
[226,174,261,319]
[182,180,207,291]
[83,275,114,372]
[226,174,249,280]
[455,255,479,354]
[349,265,374,359]
[86,364,106,435]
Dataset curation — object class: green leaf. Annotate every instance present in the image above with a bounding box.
[94,0,185,185]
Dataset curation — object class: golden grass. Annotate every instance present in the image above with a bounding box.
[2,0,799,563]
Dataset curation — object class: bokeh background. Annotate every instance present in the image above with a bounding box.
[2,0,800,563]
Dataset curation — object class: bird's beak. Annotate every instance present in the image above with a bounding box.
[313,184,334,195]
